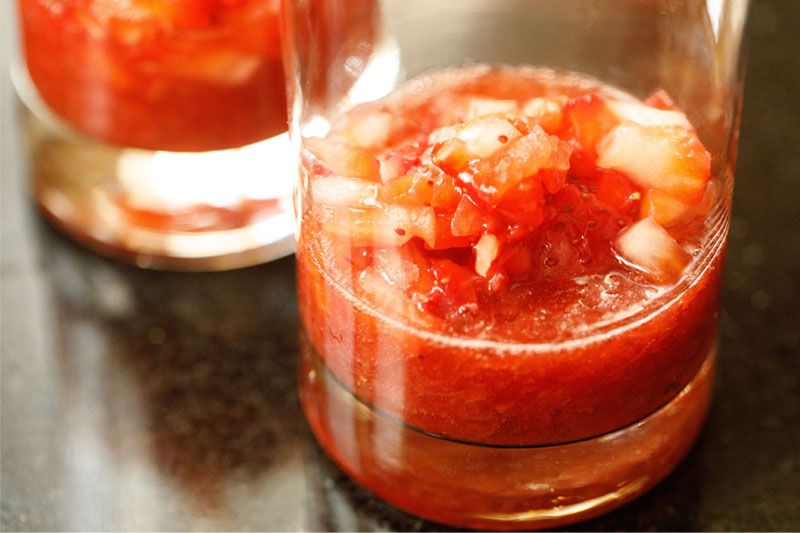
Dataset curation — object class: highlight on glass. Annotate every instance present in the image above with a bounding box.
[14,0,292,269]
[284,0,749,529]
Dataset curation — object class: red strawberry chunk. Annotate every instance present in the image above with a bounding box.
[305,136,381,181]
[451,195,485,237]
[562,94,619,156]
[468,125,571,205]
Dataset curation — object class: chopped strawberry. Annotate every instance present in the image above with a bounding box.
[474,233,500,277]
[345,110,395,149]
[595,168,642,215]
[614,216,691,283]
[495,177,546,231]
[379,174,434,207]
[643,89,678,110]
[465,98,518,119]
[311,176,378,207]
[562,94,619,156]
[451,195,485,237]
[433,116,522,174]
[605,100,692,129]
[357,267,435,327]
[640,181,717,231]
[429,259,479,309]
[519,97,566,133]
[430,213,476,250]
[468,125,571,205]
[536,184,632,276]
[305,136,381,181]
[316,204,436,248]
[425,170,462,211]
[596,122,711,205]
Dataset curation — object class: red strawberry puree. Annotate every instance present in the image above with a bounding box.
[297,66,726,529]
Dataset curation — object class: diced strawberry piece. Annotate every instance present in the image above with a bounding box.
[595,168,642,214]
[430,213,475,250]
[433,116,523,175]
[305,137,381,181]
[639,189,691,227]
[469,125,571,205]
[371,246,421,291]
[540,168,567,195]
[429,171,463,210]
[643,89,678,110]
[562,94,619,156]
[311,176,378,207]
[379,174,434,206]
[345,110,395,150]
[640,181,717,230]
[457,116,523,158]
[316,204,436,248]
[432,137,471,175]
[465,98,518,119]
[519,97,566,133]
[614,216,691,283]
[596,122,711,205]
[606,100,692,129]
[357,267,435,327]
[428,125,459,145]
[498,242,535,278]
[429,259,479,307]
[536,184,632,276]
[451,195,485,237]
[377,142,422,182]
[495,177,545,230]
[474,233,500,277]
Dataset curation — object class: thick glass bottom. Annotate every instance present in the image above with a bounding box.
[300,336,715,530]
[13,64,294,271]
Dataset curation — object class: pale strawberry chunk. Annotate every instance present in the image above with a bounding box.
[470,125,572,205]
[428,125,459,145]
[643,89,678,110]
[305,137,381,181]
[465,98,518,119]
[372,247,421,291]
[640,182,717,229]
[357,267,434,327]
[596,122,711,205]
[311,176,378,207]
[316,204,436,248]
[450,195,484,237]
[345,110,395,150]
[615,216,691,282]
[433,116,522,175]
[457,116,523,159]
[474,233,499,277]
[520,97,566,132]
[606,100,692,129]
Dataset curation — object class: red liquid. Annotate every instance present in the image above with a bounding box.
[19,0,285,152]
[297,66,728,527]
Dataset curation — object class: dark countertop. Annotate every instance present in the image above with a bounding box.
[2,0,799,531]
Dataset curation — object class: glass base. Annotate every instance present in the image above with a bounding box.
[13,62,294,271]
[300,336,715,530]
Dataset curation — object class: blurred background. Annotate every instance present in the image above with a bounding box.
[2,0,798,530]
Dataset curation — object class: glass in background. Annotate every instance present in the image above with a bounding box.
[13,0,292,270]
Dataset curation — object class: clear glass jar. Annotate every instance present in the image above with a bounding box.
[14,0,291,269]
[284,0,749,529]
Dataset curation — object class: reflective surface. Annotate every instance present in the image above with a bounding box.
[2,0,800,530]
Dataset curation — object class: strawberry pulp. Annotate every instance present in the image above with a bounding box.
[298,66,725,447]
